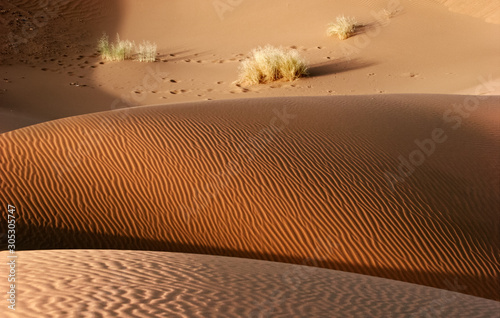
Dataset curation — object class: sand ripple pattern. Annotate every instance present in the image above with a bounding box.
[2,250,499,318]
[0,95,499,300]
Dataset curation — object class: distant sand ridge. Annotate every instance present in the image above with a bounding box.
[1,96,498,300]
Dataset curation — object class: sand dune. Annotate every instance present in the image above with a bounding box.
[1,95,498,300]
[2,0,499,133]
[1,0,499,314]
[1,249,499,317]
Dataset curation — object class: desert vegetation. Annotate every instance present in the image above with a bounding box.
[98,33,157,62]
[136,40,158,62]
[327,15,358,40]
[238,45,308,85]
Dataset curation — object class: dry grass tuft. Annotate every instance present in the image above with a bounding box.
[98,33,156,62]
[136,41,157,62]
[238,45,308,85]
[327,15,358,40]
[98,33,134,61]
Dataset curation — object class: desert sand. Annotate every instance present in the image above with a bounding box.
[0,0,499,316]
[1,0,499,133]
[1,95,499,302]
[2,249,500,318]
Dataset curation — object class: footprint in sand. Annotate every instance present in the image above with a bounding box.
[230,87,250,94]
[402,72,419,78]
[169,89,188,94]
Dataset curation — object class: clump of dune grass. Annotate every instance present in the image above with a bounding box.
[98,33,134,61]
[136,40,157,62]
[97,33,157,62]
[327,15,358,40]
[97,33,112,60]
[238,45,308,85]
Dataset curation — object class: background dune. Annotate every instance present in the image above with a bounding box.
[1,95,498,301]
[1,0,499,132]
[2,249,499,317]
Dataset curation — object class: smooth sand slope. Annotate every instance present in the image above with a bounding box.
[432,0,500,24]
[1,250,499,318]
[1,0,499,132]
[1,95,499,300]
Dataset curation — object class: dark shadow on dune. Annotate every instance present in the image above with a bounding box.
[351,22,379,37]
[0,0,125,133]
[5,221,498,301]
[350,8,405,37]
[307,58,377,78]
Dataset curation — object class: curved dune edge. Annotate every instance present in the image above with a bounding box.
[432,0,500,24]
[0,95,499,300]
[2,249,499,318]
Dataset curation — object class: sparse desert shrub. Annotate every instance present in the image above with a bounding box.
[113,34,135,61]
[97,33,156,62]
[327,15,358,40]
[136,40,157,62]
[97,33,112,60]
[98,33,134,61]
[238,45,308,85]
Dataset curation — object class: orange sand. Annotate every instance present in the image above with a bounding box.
[1,96,499,300]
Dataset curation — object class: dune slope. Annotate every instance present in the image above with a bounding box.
[1,249,499,317]
[0,95,499,300]
[2,0,500,133]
